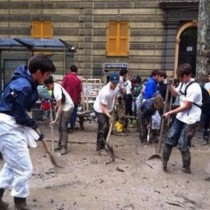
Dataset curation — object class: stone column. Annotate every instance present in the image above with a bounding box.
[196,0,210,83]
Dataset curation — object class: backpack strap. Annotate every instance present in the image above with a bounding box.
[180,81,195,96]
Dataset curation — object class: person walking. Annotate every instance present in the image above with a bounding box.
[162,63,202,174]
[0,54,56,210]
[44,75,74,155]
[93,72,119,152]
[62,65,82,132]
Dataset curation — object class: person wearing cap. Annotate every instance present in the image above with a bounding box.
[93,72,119,152]
[44,75,74,155]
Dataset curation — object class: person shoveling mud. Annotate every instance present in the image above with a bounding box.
[157,63,202,173]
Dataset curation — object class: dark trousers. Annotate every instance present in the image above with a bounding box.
[95,111,109,150]
[162,118,199,168]
[58,110,72,148]
[69,105,78,129]
[202,110,210,138]
[125,94,133,116]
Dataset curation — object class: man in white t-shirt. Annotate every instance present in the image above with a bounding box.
[44,76,74,155]
[93,72,119,152]
[162,63,202,174]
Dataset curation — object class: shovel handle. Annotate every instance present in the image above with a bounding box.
[106,121,113,144]
[156,83,170,154]
[41,139,53,156]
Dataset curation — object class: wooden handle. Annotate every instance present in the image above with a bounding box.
[156,83,170,154]
[41,139,53,156]
[106,122,113,144]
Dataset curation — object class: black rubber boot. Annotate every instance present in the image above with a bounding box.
[0,188,9,210]
[202,136,209,146]
[162,144,172,172]
[139,121,147,143]
[14,197,30,210]
[181,150,191,174]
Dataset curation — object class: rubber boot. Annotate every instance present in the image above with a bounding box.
[151,129,159,143]
[14,197,30,210]
[202,136,209,146]
[139,121,147,143]
[181,150,191,174]
[162,144,172,172]
[0,188,9,210]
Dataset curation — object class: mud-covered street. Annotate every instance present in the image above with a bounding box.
[1,121,210,210]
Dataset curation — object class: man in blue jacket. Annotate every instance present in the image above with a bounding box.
[139,70,161,142]
[0,54,56,210]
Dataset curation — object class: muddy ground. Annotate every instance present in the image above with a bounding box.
[1,119,210,210]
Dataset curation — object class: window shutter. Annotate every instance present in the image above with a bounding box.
[43,22,52,38]
[107,23,118,55]
[32,22,52,38]
[32,22,42,38]
[119,23,129,55]
[107,22,129,56]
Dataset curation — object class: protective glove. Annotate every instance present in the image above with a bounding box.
[167,77,174,85]
[32,123,44,141]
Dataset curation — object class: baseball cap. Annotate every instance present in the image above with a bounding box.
[109,72,119,84]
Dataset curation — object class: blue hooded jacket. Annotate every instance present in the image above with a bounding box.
[0,65,38,127]
[143,77,158,99]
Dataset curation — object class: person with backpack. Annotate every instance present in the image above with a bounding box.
[162,63,202,174]
[0,54,56,210]
[44,75,74,155]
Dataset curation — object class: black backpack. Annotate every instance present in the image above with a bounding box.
[51,87,66,104]
[180,81,210,112]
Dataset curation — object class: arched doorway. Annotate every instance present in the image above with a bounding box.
[174,21,197,77]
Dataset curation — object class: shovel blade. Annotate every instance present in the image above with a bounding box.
[148,153,162,160]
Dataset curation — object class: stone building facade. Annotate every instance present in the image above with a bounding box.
[0,0,199,81]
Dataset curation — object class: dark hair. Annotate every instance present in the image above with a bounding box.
[28,54,56,74]
[70,64,78,72]
[177,63,192,77]
[151,69,161,77]
[160,71,167,79]
[132,75,142,83]
[119,69,128,76]
[44,75,54,85]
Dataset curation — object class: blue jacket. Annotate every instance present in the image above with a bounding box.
[0,66,38,127]
[143,77,158,99]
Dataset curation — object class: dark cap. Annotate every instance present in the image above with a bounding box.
[109,72,119,84]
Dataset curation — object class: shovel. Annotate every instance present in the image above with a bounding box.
[148,82,170,160]
[48,100,54,154]
[36,127,64,168]
[105,120,116,162]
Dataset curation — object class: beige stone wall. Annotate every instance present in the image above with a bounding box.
[0,0,166,80]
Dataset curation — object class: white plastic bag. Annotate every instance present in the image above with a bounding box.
[152,111,161,130]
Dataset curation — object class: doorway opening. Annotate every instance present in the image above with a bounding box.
[178,27,197,77]
[174,21,197,77]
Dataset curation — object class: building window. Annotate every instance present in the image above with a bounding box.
[106,22,129,56]
[31,22,53,38]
